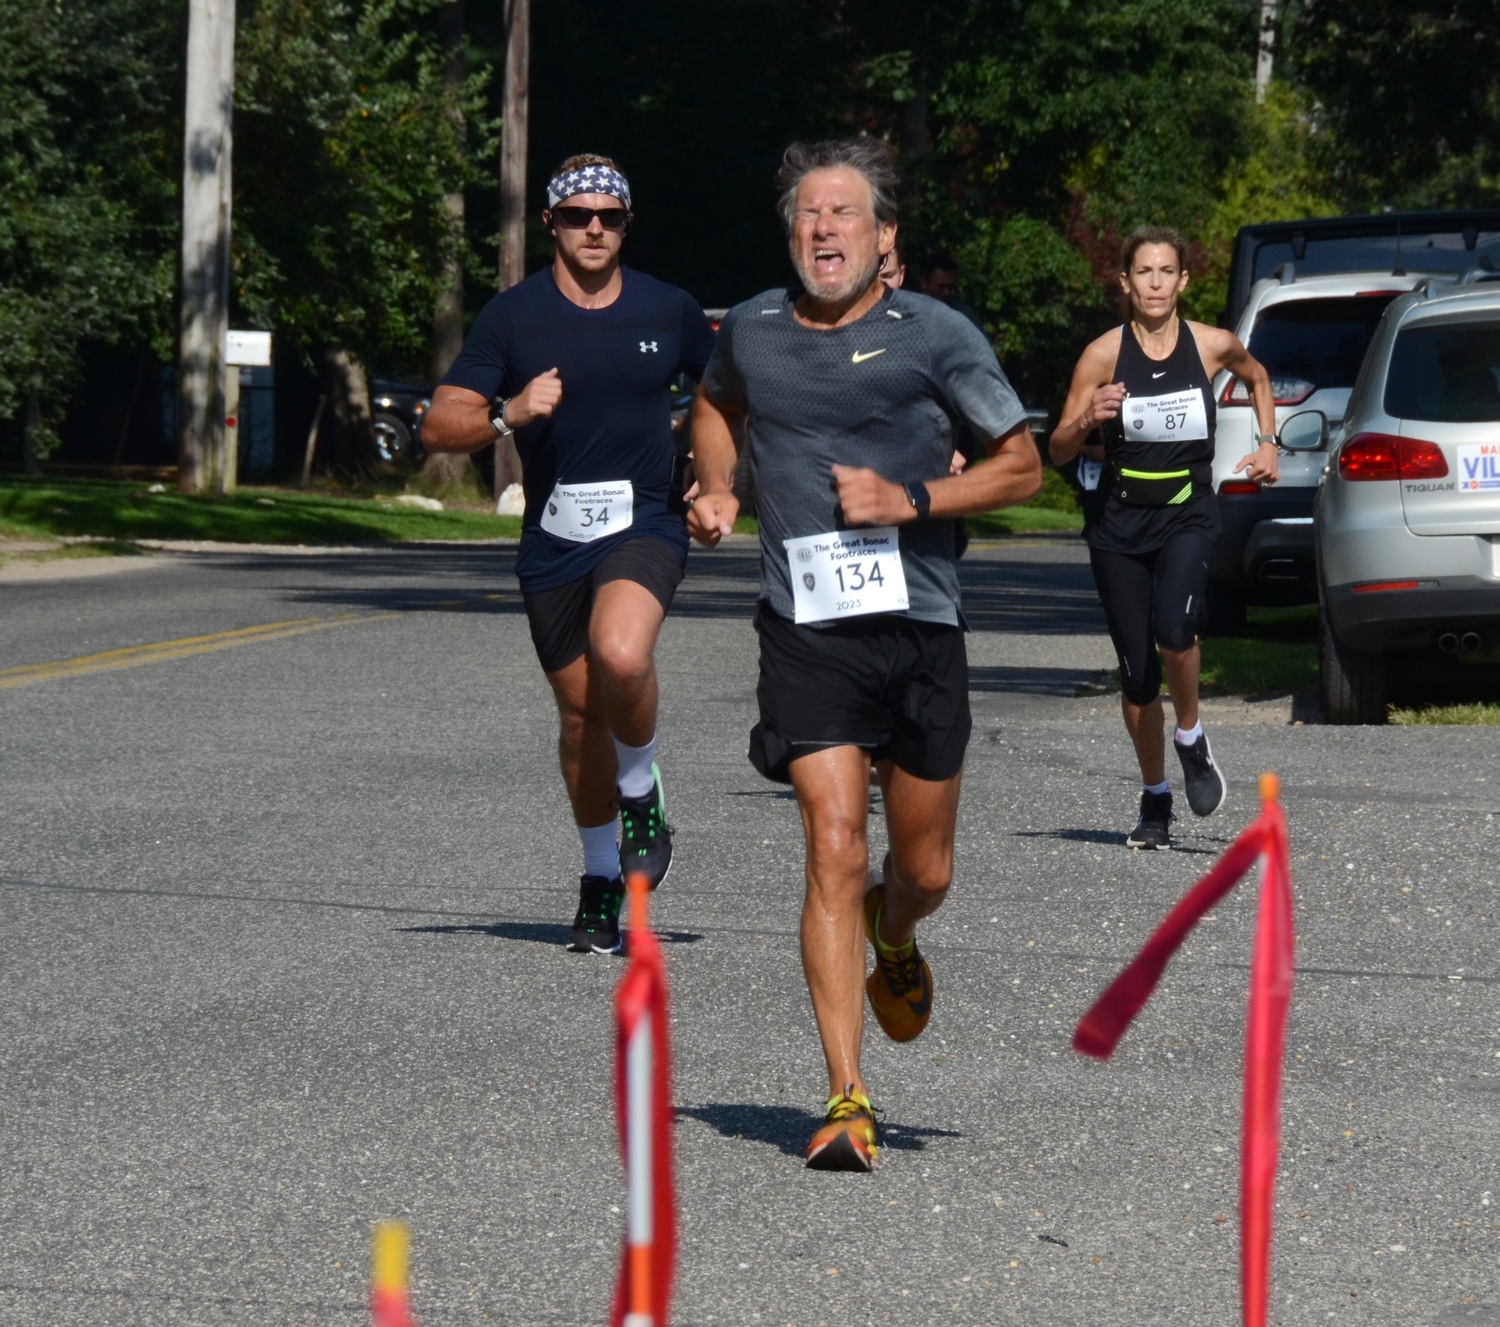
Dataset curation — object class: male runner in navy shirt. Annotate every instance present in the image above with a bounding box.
[424,154,716,955]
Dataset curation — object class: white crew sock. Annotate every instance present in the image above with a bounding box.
[1174,721,1204,747]
[614,735,657,801]
[579,822,619,880]
[1145,779,1171,797]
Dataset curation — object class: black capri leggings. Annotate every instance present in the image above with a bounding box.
[1089,530,1216,705]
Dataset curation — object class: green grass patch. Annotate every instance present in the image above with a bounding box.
[0,538,146,564]
[968,504,1084,536]
[0,476,520,545]
[1199,604,1318,697]
[1390,701,1500,725]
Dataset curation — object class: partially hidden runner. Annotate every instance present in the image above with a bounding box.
[1047,226,1277,849]
[687,138,1042,1171]
[423,154,716,953]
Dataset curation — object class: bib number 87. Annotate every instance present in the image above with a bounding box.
[834,560,886,593]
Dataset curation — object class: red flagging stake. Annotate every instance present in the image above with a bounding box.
[1073,772,1294,1327]
[612,872,677,1327]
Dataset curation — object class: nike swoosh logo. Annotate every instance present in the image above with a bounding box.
[1152,370,1167,378]
[852,349,887,363]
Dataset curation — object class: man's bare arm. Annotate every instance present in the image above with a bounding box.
[684,388,744,547]
[422,370,565,455]
[832,420,1043,527]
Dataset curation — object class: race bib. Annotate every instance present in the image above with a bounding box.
[1079,458,1103,491]
[784,527,909,624]
[540,480,634,543]
[1124,388,1209,442]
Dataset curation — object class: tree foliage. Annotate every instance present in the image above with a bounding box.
[1291,0,1500,209]
[8,0,1500,463]
[0,0,181,454]
[234,0,495,370]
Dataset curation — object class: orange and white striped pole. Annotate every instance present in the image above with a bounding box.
[623,883,655,1327]
[370,1221,418,1327]
[612,872,676,1327]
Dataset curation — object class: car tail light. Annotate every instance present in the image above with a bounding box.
[1338,433,1449,481]
[1219,480,1261,496]
[1221,376,1315,407]
[1352,580,1422,593]
[1398,437,1448,478]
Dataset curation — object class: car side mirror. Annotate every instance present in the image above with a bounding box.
[1279,409,1328,452]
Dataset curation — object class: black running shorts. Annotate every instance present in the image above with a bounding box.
[748,603,972,784]
[522,535,685,675]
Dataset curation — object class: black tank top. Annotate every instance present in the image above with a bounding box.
[1089,321,1222,554]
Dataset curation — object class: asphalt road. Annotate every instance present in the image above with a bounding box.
[1,537,1496,1326]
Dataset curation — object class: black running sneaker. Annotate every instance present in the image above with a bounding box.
[1174,731,1227,816]
[1125,790,1174,850]
[567,874,624,954]
[618,763,673,890]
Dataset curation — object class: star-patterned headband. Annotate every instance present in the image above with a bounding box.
[546,164,632,212]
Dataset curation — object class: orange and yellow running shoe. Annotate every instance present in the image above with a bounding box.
[862,884,933,1043]
[805,1084,879,1172]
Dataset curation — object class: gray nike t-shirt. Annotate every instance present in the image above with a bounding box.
[702,286,1027,626]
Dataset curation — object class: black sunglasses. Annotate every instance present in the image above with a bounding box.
[552,206,630,232]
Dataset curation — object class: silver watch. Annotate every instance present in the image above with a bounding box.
[489,398,514,439]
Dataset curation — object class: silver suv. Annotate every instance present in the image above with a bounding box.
[1285,275,1500,723]
[1206,269,1445,633]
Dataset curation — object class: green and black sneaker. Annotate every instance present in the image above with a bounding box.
[567,874,624,954]
[618,763,673,890]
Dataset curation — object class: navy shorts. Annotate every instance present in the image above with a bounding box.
[522,535,685,674]
[748,603,972,784]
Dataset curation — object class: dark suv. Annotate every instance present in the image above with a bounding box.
[369,378,431,469]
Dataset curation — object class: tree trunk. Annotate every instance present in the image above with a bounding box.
[422,0,482,493]
[431,0,466,384]
[322,348,376,476]
[21,391,42,478]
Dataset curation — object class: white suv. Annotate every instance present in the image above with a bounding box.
[1205,269,1445,632]
[1286,275,1500,723]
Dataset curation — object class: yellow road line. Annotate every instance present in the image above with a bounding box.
[0,612,402,690]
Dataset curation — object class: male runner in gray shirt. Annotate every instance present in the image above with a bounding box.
[688,138,1042,1172]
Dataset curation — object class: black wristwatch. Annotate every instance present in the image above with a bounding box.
[489,398,514,439]
[903,481,931,519]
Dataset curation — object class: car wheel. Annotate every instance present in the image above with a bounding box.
[371,412,414,469]
[1319,612,1387,724]
[1200,582,1248,637]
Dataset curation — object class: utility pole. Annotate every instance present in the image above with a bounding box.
[498,0,529,292]
[178,0,236,494]
[1254,0,1276,102]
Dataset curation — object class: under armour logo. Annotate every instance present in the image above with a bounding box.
[640,341,659,353]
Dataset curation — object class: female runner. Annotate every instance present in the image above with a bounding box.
[1049,226,1277,848]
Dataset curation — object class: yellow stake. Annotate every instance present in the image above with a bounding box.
[372,1221,409,1296]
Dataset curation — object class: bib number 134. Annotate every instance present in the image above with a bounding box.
[784,526,910,624]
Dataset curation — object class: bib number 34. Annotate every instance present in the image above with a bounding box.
[540,480,634,543]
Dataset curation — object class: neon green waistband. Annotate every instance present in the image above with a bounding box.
[1118,467,1191,479]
